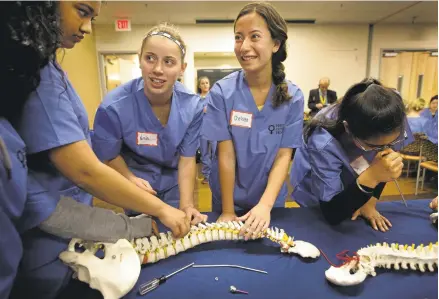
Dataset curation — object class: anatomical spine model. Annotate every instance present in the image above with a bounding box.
[325,242,438,286]
[133,221,321,264]
[60,221,320,299]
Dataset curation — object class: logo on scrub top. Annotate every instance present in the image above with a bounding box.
[268,124,284,135]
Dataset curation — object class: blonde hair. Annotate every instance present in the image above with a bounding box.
[140,23,186,61]
[408,98,426,112]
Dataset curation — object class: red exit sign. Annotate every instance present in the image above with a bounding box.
[115,19,131,31]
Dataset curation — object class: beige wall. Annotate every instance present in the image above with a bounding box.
[194,56,241,69]
[285,24,368,103]
[371,24,438,79]
[58,30,102,128]
[93,23,437,112]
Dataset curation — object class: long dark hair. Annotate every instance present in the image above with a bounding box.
[235,2,291,108]
[304,78,406,142]
[0,1,62,124]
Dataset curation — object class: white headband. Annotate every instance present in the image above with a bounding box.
[146,31,185,56]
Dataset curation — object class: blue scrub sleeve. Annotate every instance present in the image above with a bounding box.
[308,148,344,202]
[280,89,304,148]
[179,102,203,157]
[17,175,59,232]
[0,207,22,299]
[19,82,86,154]
[92,106,123,161]
[201,86,232,142]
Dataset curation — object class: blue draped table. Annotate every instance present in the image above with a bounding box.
[71,199,439,299]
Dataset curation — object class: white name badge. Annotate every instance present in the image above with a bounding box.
[350,156,370,175]
[230,110,253,128]
[137,132,158,146]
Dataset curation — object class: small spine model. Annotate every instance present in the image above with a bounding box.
[325,242,438,286]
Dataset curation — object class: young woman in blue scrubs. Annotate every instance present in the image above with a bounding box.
[406,98,428,134]
[1,3,157,298]
[0,3,62,297]
[93,23,207,224]
[198,76,215,184]
[421,95,438,144]
[291,79,407,232]
[202,2,304,240]
[15,2,190,298]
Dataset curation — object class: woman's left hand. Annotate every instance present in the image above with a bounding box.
[237,203,271,241]
[352,198,392,232]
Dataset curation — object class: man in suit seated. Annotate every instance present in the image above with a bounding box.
[308,77,337,117]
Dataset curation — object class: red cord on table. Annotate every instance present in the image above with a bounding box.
[319,249,359,267]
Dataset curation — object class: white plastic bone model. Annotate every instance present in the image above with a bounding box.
[325,242,438,286]
[431,212,438,224]
[430,198,438,224]
[59,239,141,299]
[60,221,319,298]
[133,221,320,264]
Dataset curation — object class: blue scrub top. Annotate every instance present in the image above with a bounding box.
[291,107,414,207]
[407,116,428,135]
[201,70,304,210]
[420,108,438,144]
[0,119,27,298]
[92,78,203,205]
[13,62,93,298]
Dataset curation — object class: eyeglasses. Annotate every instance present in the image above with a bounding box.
[352,130,408,152]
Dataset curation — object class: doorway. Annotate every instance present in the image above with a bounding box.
[100,53,141,95]
[380,50,438,103]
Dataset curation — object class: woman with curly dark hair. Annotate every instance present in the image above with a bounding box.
[3,1,190,298]
[0,2,61,297]
[1,2,163,298]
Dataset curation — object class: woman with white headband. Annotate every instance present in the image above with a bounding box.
[93,23,207,224]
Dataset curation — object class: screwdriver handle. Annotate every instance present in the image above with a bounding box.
[139,276,167,296]
[138,263,193,296]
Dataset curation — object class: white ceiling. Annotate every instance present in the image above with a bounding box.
[96,1,438,25]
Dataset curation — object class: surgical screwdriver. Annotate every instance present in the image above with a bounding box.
[381,149,408,208]
[138,262,194,295]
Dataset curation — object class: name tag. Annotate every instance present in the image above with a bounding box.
[230,110,253,128]
[350,156,370,175]
[137,132,158,146]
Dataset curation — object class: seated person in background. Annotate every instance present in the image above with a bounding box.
[307,77,337,117]
[291,79,409,232]
[407,98,428,134]
[420,95,438,144]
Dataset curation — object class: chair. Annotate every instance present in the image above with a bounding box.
[415,137,438,195]
[400,133,426,177]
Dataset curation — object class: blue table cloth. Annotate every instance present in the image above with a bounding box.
[68,199,438,299]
